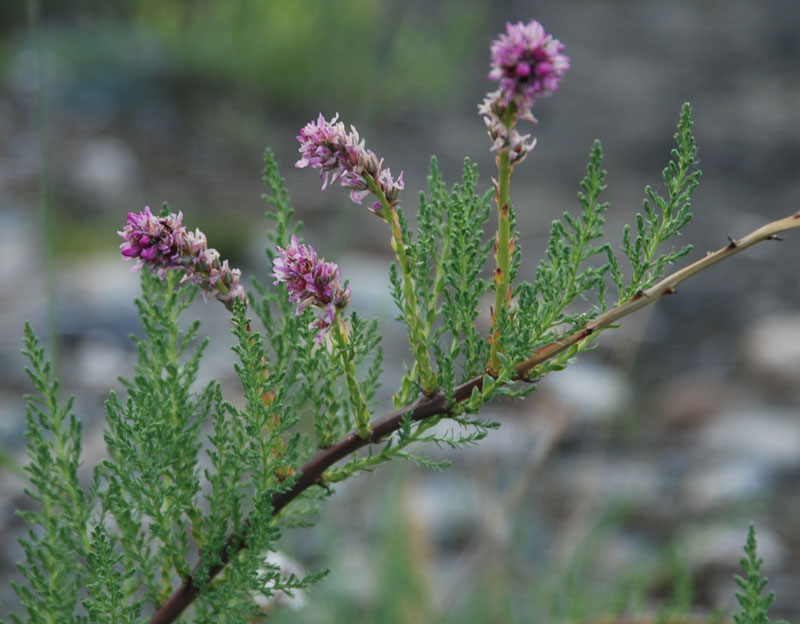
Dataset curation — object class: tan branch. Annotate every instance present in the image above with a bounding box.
[516,211,800,378]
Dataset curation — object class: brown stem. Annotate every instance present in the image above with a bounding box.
[148,211,800,623]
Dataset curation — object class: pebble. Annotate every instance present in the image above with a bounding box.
[548,455,665,505]
[682,458,770,511]
[539,361,631,424]
[695,407,800,470]
[741,313,800,383]
[650,370,730,426]
[405,474,487,551]
[75,136,138,198]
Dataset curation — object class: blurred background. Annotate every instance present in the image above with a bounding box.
[1,0,800,621]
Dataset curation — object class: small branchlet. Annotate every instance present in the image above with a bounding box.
[620,102,701,302]
[13,324,95,622]
[733,524,788,624]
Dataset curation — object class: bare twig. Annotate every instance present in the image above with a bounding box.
[148,211,800,624]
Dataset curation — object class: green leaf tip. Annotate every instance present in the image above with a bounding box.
[733,523,787,624]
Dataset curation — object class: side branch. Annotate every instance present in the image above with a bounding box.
[148,210,800,624]
[516,210,800,377]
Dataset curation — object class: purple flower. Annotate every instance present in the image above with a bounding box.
[488,20,569,111]
[272,235,351,342]
[119,207,245,309]
[118,206,187,277]
[296,114,403,218]
[479,21,568,163]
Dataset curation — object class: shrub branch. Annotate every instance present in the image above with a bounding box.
[148,210,800,624]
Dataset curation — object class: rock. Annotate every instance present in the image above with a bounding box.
[405,474,487,551]
[682,458,770,511]
[337,251,394,318]
[75,136,137,197]
[649,370,731,426]
[741,313,800,384]
[595,532,658,578]
[695,408,800,470]
[548,455,665,505]
[539,361,631,424]
[70,339,132,393]
[326,535,376,605]
[0,391,26,449]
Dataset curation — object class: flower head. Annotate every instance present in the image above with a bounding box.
[118,206,187,277]
[479,21,568,163]
[272,235,350,342]
[119,206,245,309]
[296,114,403,218]
[488,20,569,111]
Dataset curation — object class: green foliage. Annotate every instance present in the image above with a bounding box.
[733,524,787,624]
[10,159,345,618]
[515,139,611,356]
[438,158,495,383]
[11,324,95,624]
[366,156,501,473]
[504,105,701,385]
[10,103,709,622]
[83,524,142,623]
[131,0,485,115]
[617,102,701,300]
[100,269,211,608]
[396,156,494,400]
[337,107,700,483]
[261,148,297,253]
[258,150,384,451]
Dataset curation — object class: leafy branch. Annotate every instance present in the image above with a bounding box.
[11,325,96,624]
[618,102,701,301]
[148,209,800,624]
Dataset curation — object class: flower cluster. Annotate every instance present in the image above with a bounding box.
[272,235,351,342]
[296,113,403,218]
[480,20,569,165]
[119,206,245,308]
[488,19,570,111]
[119,207,186,275]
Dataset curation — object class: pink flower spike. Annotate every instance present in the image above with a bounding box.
[296,113,404,218]
[118,207,246,310]
[273,235,351,342]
